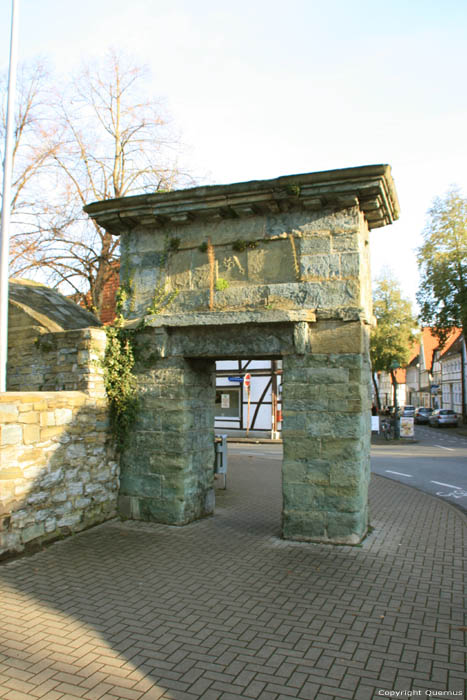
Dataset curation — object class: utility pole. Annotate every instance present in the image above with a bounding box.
[0,0,20,392]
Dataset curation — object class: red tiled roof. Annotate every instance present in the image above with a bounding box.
[393,368,406,383]
[420,327,439,371]
[439,328,463,358]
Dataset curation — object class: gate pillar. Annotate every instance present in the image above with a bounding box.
[118,355,216,525]
[282,320,371,544]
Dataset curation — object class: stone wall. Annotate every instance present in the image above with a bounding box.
[0,391,118,558]
[7,327,107,396]
[118,208,372,324]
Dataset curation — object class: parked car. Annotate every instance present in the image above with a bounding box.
[428,409,458,428]
[414,407,433,424]
[401,405,415,417]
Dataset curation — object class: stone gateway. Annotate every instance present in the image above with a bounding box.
[85,164,399,545]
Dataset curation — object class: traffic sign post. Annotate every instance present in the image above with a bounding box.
[244,374,251,435]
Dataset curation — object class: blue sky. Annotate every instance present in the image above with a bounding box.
[2,0,467,306]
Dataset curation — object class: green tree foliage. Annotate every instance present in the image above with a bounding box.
[417,187,467,342]
[370,274,418,408]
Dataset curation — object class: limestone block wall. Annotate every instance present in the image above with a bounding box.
[7,327,107,396]
[282,320,372,544]
[118,354,216,526]
[118,207,372,324]
[0,392,118,558]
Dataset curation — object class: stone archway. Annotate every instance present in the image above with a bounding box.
[85,164,399,544]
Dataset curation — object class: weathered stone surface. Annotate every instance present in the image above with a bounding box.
[83,165,399,544]
[0,391,118,557]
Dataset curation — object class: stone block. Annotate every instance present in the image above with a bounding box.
[26,491,48,505]
[289,366,350,385]
[300,254,340,280]
[340,253,360,277]
[330,461,368,488]
[45,517,57,533]
[283,437,320,461]
[331,232,359,251]
[0,466,23,479]
[307,412,366,439]
[119,473,163,500]
[282,382,322,400]
[66,442,86,458]
[75,497,92,508]
[18,411,39,424]
[55,408,73,425]
[320,437,366,461]
[299,235,331,254]
[39,411,55,428]
[22,522,45,543]
[0,530,22,554]
[52,490,69,504]
[308,321,366,354]
[282,510,327,540]
[327,510,367,543]
[57,512,82,528]
[40,468,63,488]
[39,426,64,441]
[0,404,19,423]
[0,424,22,445]
[302,459,331,485]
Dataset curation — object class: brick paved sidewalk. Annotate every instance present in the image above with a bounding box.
[0,454,465,700]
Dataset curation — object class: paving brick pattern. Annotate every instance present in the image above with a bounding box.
[0,454,466,700]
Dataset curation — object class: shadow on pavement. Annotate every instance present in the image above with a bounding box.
[0,455,466,699]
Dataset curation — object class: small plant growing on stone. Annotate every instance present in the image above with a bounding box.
[286,184,301,198]
[232,239,258,252]
[168,237,181,252]
[215,277,229,291]
[144,283,179,323]
[198,241,208,253]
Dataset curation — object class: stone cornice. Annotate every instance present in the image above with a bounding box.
[84,164,399,235]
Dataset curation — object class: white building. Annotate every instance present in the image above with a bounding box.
[215,360,282,438]
[440,333,465,417]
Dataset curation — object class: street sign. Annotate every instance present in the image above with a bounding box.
[228,377,243,382]
[244,373,251,389]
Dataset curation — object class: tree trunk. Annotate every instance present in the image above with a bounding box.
[389,369,400,438]
[372,372,381,411]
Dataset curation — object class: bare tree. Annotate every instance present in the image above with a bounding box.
[8,50,192,317]
[1,60,59,270]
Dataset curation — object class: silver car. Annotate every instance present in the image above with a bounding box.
[402,405,415,417]
[428,409,458,428]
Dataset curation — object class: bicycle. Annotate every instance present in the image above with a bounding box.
[380,420,393,440]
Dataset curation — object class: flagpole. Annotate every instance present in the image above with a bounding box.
[0,0,20,392]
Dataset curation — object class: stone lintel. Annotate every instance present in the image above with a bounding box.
[125,309,317,330]
[84,164,399,235]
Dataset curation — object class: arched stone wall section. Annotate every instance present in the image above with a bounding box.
[85,165,399,544]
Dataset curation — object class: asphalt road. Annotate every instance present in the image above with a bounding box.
[371,424,467,513]
[228,426,467,513]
